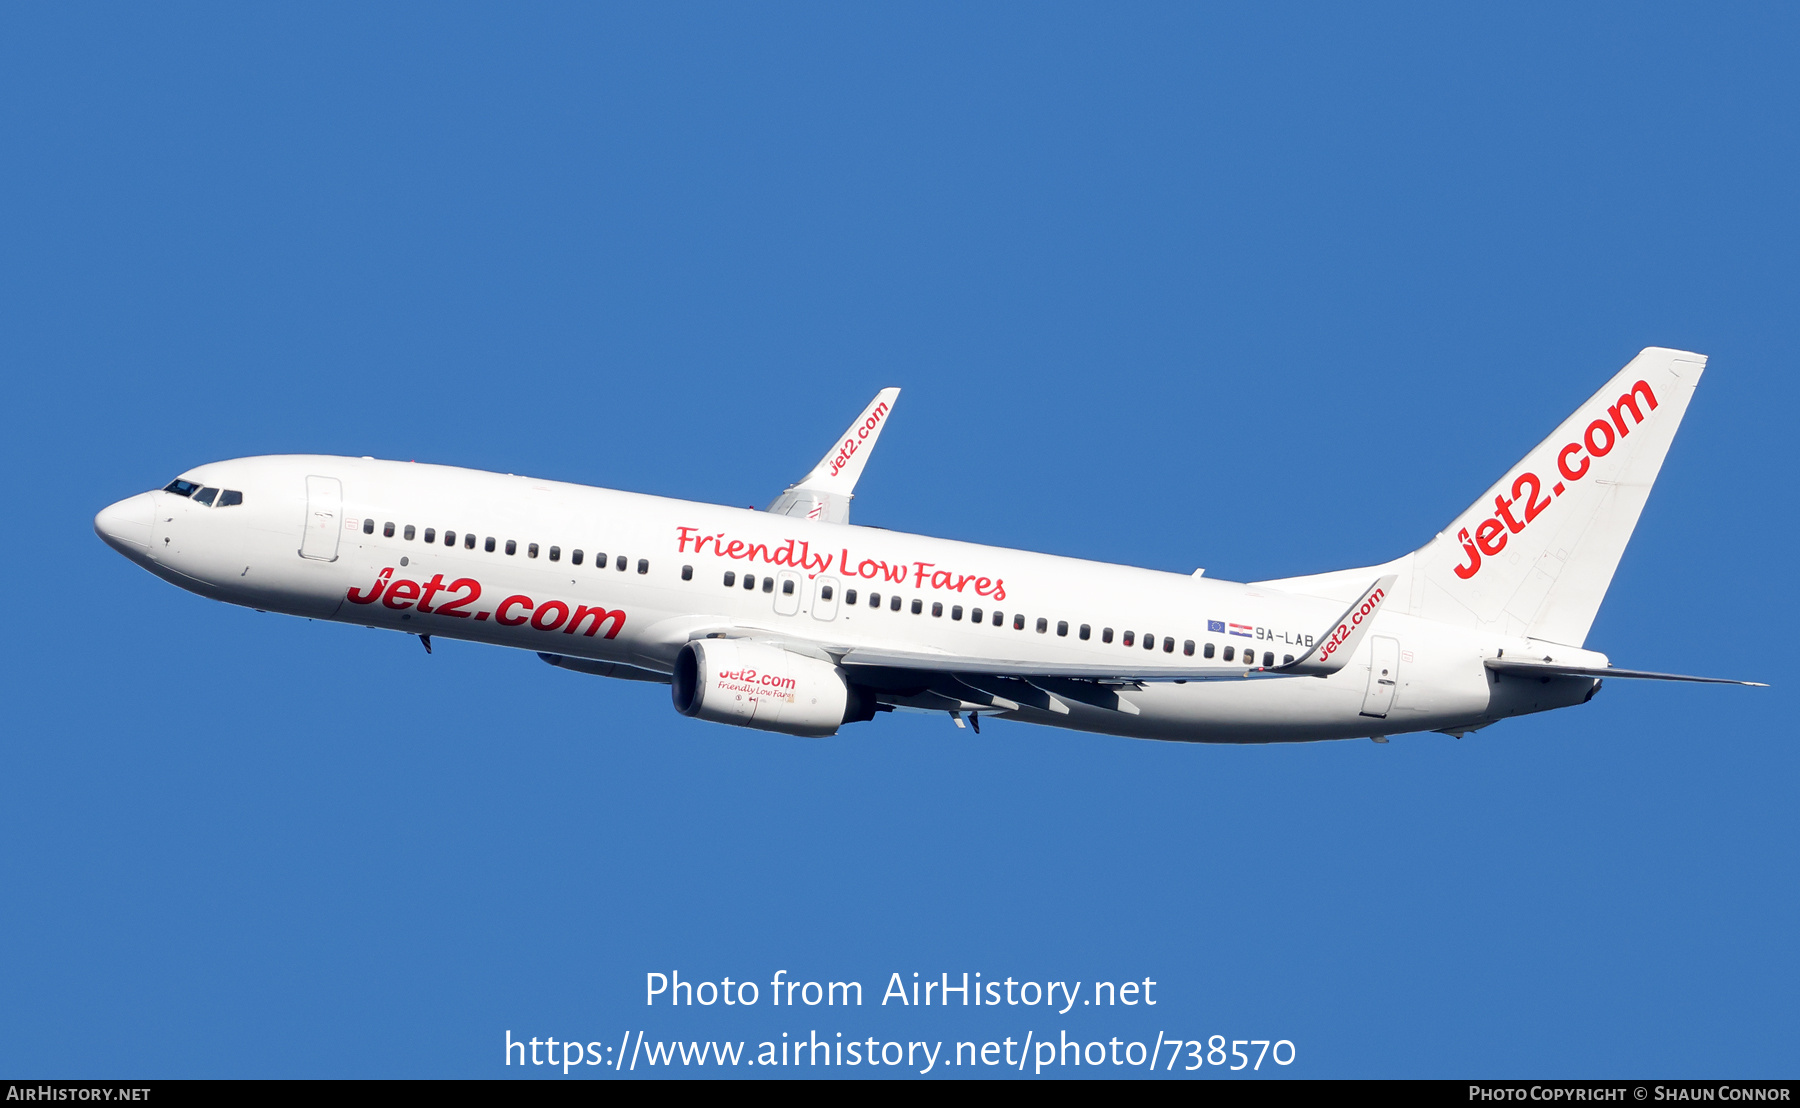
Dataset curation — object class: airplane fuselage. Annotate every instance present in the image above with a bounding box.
[95,453,1601,743]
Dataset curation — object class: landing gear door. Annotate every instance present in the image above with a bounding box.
[1359,636,1401,718]
[774,570,802,616]
[811,576,841,621]
[300,475,343,562]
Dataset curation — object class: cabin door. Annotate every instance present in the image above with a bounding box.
[299,475,343,562]
[1359,636,1400,718]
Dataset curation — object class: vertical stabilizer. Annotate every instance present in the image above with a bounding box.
[1257,348,1706,646]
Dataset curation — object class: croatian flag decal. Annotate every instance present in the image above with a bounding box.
[1229,623,1253,637]
[1207,620,1225,633]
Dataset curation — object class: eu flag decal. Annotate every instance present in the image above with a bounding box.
[1207,620,1225,633]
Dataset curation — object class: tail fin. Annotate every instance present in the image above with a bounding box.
[1258,347,1707,646]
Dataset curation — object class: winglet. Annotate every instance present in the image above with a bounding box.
[1275,575,1398,676]
[767,388,900,525]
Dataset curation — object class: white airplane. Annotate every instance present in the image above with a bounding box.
[94,348,1761,743]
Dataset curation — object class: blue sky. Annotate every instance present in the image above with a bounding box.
[2,3,1794,1078]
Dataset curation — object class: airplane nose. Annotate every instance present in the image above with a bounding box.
[95,492,156,558]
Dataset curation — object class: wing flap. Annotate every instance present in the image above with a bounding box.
[836,646,1288,683]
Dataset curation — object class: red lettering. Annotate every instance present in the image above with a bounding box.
[565,605,626,639]
[676,526,699,553]
[434,578,480,617]
[415,574,447,613]
[496,595,534,626]
[1513,472,1550,523]
[1452,527,1482,580]
[1608,380,1657,436]
[531,600,570,631]
[1584,418,1616,457]
[1558,442,1589,481]
[1493,493,1526,534]
[346,567,392,605]
[382,579,420,609]
[1476,517,1508,556]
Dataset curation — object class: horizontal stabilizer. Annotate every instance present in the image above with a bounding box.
[1484,658,1765,686]
[1274,575,1397,676]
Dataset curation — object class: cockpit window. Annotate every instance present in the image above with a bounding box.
[164,479,200,497]
[217,490,243,507]
[193,487,219,506]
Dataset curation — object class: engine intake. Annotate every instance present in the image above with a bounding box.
[671,639,864,737]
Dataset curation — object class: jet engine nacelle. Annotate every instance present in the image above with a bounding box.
[671,639,859,737]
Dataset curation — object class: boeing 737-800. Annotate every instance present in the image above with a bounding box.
[93,348,1761,743]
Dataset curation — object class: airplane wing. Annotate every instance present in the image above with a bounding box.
[767,388,900,525]
[1272,575,1397,676]
[1483,659,1766,686]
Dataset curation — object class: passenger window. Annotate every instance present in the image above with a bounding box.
[1123,630,1135,646]
[992,610,1003,627]
[464,533,476,549]
[638,559,649,574]
[616,555,627,571]
[817,583,830,600]
[163,479,199,497]
[571,549,583,565]
[528,543,538,558]
[1080,624,1091,640]
[890,594,901,611]
[1264,652,1275,667]
[486,537,496,552]
[761,577,773,593]
[1057,621,1068,637]
[1163,637,1174,653]
[504,539,516,555]
[725,571,737,587]
[869,592,880,608]
[1037,618,1048,633]
[951,605,963,620]
[218,490,243,507]
[932,602,944,617]
[1184,640,1195,656]
[424,528,436,543]
[549,546,561,561]
[1204,642,1215,659]
[1102,627,1113,643]
[595,552,606,567]
[404,525,416,540]
[1013,614,1025,630]
[1283,654,1294,665]
[384,522,395,538]
[782,578,795,595]
[194,487,218,506]
[363,519,374,534]
[911,599,923,615]
[744,575,756,590]
[683,565,693,581]
[1223,645,1234,662]
[444,531,456,546]
[846,589,858,605]
[1144,634,1155,650]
